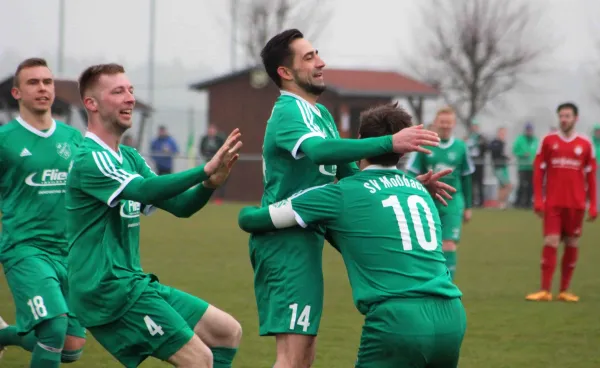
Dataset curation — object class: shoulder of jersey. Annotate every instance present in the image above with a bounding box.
[0,119,21,134]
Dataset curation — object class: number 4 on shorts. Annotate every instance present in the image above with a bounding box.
[289,303,311,332]
[144,315,164,336]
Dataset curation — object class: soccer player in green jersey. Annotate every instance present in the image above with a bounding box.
[65,63,243,367]
[239,103,466,368]
[406,107,474,280]
[253,29,444,367]
[0,58,87,367]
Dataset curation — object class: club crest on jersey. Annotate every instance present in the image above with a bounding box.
[574,146,582,155]
[447,152,456,161]
[56,142,71,160]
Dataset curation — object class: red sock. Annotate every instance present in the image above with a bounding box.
[560,246,578,292]
[541,245,557,291]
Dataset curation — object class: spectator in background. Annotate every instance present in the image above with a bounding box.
[489,127,512,209]
[465,119,487,207]
[200,123,227,203]
[512,123,539,208]
[122,134,134,147]
[594,124,600,212]
[150,125,179,175]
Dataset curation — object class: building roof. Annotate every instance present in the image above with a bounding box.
[0,76,153,112]
[189,67,439,98]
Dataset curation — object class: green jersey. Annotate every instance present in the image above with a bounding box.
[406,137,474,213]
[261,91,340,206]
[66,132,156,327]
[0,117,82,270]
[277,166,461,314]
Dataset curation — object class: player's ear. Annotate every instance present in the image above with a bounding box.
[10,86,21,100]
[83,95,98,112]
[277,66,294,83]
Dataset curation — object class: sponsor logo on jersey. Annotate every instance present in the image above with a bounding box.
[319,164,337,176]
[550,157,582,169]
[25,169,68,187]
[56,142,72,160]
[120,200,141,219]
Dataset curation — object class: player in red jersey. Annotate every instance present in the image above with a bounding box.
[526,102,597,302]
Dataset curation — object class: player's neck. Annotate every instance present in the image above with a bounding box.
[87,121,121,152]
[560,129,575,138]
[282,86,318,105]
[19,108,53,130]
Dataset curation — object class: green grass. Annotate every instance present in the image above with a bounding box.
[1,205,600,367]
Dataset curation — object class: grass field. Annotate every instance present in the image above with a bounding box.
[1,204,600,367]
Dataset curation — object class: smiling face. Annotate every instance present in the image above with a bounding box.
[11,65,55,115]
[281,38,326,96]
[95,73,135,131]
[80,64,135,134]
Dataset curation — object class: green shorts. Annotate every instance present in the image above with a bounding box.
[88,280,209,368]
[495,167,510,187]
[356,297,466,368]
[249,227,324,336]
[439,212,463,242]
[4,255,86,337]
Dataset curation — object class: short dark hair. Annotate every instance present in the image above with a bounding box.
[359,102,413,166]
[78,63,125,100]
[557,102,578,116]
[14,58,49,87]
[260,29,304,88]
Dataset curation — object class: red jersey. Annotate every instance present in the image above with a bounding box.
[533,132,597,212]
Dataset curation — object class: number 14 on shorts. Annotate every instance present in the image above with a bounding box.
[289,303,311,332]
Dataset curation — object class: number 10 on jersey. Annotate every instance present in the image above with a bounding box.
[382,194,438,251]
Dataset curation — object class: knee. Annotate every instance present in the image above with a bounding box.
[442,241,457,252]
[544,236,560,248]
[219,316,242,348]
[276,334,316,368]
[564,237,579,248]
[62,335,86,363]
[34,315,68,349]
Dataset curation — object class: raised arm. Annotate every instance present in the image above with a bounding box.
[135,130,242,218]
[274,104,439,166]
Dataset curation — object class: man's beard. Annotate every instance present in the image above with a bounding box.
[561,121,575,134]
[293,72,326,96]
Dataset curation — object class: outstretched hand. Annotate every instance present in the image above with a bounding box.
[416,169,456,206]
[203,128,243,177]
[392,125,440,155]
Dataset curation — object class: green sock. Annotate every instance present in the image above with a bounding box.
[30,343,62,368]
[211,347,238,368]
[0,326,37,351]
[444,251,457,280]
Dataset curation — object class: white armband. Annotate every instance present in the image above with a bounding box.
[268,200,307,229]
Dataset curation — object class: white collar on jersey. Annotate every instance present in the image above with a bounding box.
[555,131,578,143]
[16,116,56,138]
[85,131,123,163]
[439,136,455,149]
[363,164,399,171]
[280,90,322,117]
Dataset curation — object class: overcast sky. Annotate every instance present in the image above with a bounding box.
[1,0,600,149]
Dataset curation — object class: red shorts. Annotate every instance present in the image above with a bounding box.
[543,207,585,238]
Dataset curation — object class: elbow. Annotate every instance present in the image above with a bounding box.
[237,215,253,233]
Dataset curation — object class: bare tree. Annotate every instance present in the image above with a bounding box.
[237,0,332,66]
[410,0,549,127]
